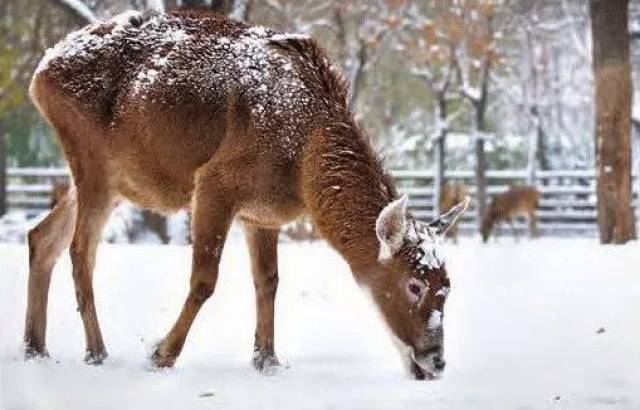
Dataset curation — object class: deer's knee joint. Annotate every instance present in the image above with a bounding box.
[28,226,42,246]
[69,242,80,260]
[28,227,44,258]
[75,288,93,313]
[69,241,89,264]
[256,272,279,295]
[28,228,55,273]
[191,280,215,303]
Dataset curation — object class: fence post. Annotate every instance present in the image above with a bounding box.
[0,131,6,217]
[527,135,537,186]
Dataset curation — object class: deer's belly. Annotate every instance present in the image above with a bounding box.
[114,165,195,213]
[237,198,304,229]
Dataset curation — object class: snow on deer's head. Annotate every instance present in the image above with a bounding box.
[371,195,469,380]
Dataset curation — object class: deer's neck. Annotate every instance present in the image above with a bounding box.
[302,121,397,277]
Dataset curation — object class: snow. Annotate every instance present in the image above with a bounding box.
[427,309,442,330]
[270,33,312,42]
[1,238,640,409]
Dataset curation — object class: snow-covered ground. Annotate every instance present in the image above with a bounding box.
[1,237,639,410]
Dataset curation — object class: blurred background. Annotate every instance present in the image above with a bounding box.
[0,0,638,244]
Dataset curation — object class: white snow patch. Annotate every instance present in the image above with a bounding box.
[270,33,311,42]
[427,309,442,330]
[436,287,450,298]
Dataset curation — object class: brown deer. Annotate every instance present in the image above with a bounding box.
[480,185,539,243]
[25,9,469,380]
[439,182,469,243]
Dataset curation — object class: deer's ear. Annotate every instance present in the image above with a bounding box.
[428,196,471,237]
[376,195,408,261]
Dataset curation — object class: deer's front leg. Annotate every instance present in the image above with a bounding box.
[507,218,519,242]
[244,225,280,373]
[152,172,234,368]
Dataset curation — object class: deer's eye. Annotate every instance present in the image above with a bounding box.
[408,283,422,296]
[406,278,426,303]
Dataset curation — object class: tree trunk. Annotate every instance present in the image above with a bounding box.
[434,96,447,215]
[434,135,445,216]
[348,39,368,110]
[590,0,636,243]
[474,138,487,228]
[527,123,538,186]
[474,59,490,231]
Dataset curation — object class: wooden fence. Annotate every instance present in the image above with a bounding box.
[4,167,640,236]
[6,167,69,211]
[393,169,640,235]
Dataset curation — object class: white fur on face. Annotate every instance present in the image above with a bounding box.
[427,309,443,330]
[436,287,450,297]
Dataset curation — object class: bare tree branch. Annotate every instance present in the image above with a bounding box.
[51,0,98,24]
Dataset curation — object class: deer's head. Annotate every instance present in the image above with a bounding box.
[370,195,469,380]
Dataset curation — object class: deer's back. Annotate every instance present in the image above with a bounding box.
[32,10,348,213]
[492,186,539,216]
[440,182,469,211]
[35,10,342,156]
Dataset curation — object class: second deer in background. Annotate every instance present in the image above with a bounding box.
[481,186,539,243]
[439,182,470,243]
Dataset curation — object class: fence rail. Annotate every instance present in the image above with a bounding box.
[4,167,640,236]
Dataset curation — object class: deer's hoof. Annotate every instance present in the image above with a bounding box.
[84,350,108,365]
[253,351,280,374]
[24,344,49,361]
[151,345,177,368]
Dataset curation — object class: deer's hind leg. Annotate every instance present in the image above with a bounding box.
[244,225,280,372]
[24,185,77,358]
[528,209,538,238]
[70,180,116,364]
[152,168,235,368]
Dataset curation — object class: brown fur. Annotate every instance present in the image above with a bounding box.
[50,180,70,209]
[439,182,469,243]
[481,185,539,242]
[25,11,461,378]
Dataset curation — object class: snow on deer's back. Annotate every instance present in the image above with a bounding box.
[35,9,343,160]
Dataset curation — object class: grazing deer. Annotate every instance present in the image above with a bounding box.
[480,185,539,243]
[439,182,469,243]
[25,9,469,380]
